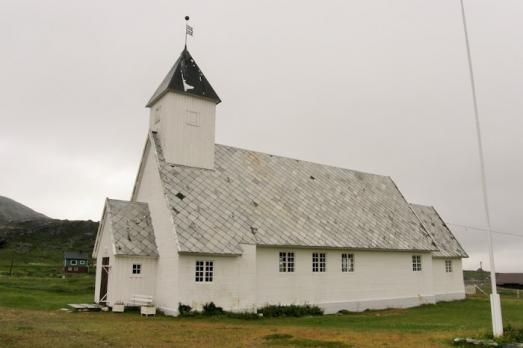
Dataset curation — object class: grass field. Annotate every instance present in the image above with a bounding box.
[1,275,523,347]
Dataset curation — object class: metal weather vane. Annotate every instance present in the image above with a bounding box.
[185,16,193,48]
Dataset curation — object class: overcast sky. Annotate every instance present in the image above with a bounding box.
[1,0,521,272]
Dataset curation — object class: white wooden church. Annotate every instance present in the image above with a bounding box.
[92,45,468,315]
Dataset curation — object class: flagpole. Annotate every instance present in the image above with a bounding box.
[185,16,189,48]
[459,0,503,337]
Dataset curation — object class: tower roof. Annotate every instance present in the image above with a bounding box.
[146,48,221,107]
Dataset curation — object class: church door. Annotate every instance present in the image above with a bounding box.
[99,257,110,304]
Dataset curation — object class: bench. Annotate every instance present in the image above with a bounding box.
[131,294,153,306]
[130,294,156,317]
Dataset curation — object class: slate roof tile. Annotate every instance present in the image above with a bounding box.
[149,132,441,255]
[410,204,468,258]
[105,199,158,257]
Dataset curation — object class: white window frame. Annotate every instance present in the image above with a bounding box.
[445,259,453,273]
[279,252,295,272]
[70,260,77,266]
[79,260,86,265]
[312,252,326,273]
[341,253,354,272]
[185,110,200,127]
[412,255,422,272]
[195,260,214,282]
[132,263,141,275]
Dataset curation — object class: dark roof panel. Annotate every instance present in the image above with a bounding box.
[146,48,221,107]
[497,273,523,285]
[64,251,90,259]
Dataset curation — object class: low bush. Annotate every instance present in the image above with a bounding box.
[202,302,224,316]
[258,304,323,317]
[177,302,259,319]
[178,303,192,315]
[224,312,260,320]
[503,324,523,342]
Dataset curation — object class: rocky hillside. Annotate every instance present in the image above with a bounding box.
[0,196,98,270]
[0,196,50,224]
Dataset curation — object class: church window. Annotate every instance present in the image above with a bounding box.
[186,110,200,127]
[154,105,161,124]
[341,253,354,272]
[196,260,213,282]
[279,252,295,272]
[132,264,141,274]
[312,252,326,272]
[445,259,453,273]
[412,255,422,271]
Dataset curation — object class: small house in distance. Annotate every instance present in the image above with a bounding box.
[64,251,90,273]
[497,273,523,290]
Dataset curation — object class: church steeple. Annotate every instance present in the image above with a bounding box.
[146,48,221,107]
[146,46,219,170]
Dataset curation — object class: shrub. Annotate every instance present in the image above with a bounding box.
[258,304,323,317]
[178,303,192,315]
[224,312,260,320]
[501,324,523,343]
[202,302,224,316]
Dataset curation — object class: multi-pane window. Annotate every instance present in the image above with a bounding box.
[445,259,453,273]
[205,261,214,282]
[279,252,295,272]
[196,261,214,282]
[132,264,141,274]
[341,253,354,272]
[412,255,422,272]
[312,252,326,272]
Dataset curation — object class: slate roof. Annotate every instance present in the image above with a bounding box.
[410,204,468,258]
[149,132,439,255]
[146,48,221,107]
[64,251,90,260]
[104,199,158,257]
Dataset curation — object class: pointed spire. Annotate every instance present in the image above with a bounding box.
[146,48,221,107]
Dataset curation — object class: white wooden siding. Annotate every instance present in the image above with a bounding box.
[152,92,216,169]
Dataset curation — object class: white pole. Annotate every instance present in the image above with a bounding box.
[458,0,503,336]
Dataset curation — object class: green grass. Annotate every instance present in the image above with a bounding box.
[0,275,523,348]
[0,266,522,347]
[0,275,94,310]
[0,273,522,333]
[263,333,351,347]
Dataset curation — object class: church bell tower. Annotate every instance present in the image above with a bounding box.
[146,47,221,169]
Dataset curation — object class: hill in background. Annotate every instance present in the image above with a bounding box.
[0,196,50,224]
[0,196,98,276]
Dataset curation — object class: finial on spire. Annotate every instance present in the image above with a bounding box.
[185,16,193,49]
